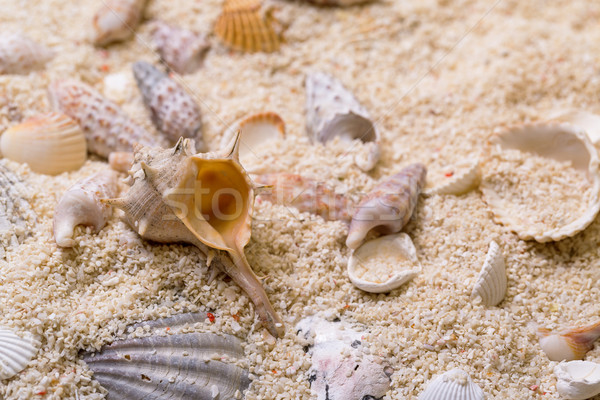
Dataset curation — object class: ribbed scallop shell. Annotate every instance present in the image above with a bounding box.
[0,113,87,175]
[481,122,600,242]
[0,327,41,380]
[426,159,480,196]
[555,360,600,400]
[214,0,280,53]
[419,369,485,400]
[91,0,148,46]
[150,21,210,74]
[0,33,53,74]
[348,233,421,293]
[471,240,506,307]
[83,313,251,400]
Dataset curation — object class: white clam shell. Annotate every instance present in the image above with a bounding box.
[419,369,485,400]
[555,360,600,400]
[548,110,600,144]
[481,122,600,242]
[471,240,506,306]
[0,112,87,175]
[426,159,480,196]
[348,233,421,293]
[0,327,41,380]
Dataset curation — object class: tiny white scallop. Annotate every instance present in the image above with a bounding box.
[471,240,507,307]
[419,369,485,400]
[0,327,41,380]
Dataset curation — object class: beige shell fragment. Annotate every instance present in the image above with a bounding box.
[471,240,506,306]
[548,110,600,145]
[348,233,421,293]
[0,327,40,380]
[481,123,600,242]
[426,159,480,196]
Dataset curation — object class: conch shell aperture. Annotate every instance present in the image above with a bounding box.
[104,134,284,338]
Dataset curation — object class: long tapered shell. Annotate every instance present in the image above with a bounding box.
[481,123,600,242]
[305,71,380,171]
[348,233,421,293]
[0,113,87,175]
[0,33,53,74]
[346,163,426,250]
[471,241,506,306]
[132,61,204,151]
[108,152,134,173]
[548,110,600,144]
[419,369,485,400]
[91,0,148,46]
[48,79,163,158]
[150,21,210,74]
[220,112,285,170]
[554,360,600,400]
[537,321,600,361]
[426,159,480,196]
[0,327,41,380]
[214,0,280,53]
[53,170,118,247]
[254,172,352,221]
[83,313,250,399]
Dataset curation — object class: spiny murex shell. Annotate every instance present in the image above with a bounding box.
[348,232,421,293]
[305,71,380,171]
[471,240,506,307]
[481,122,600,243]
[83,312,250,399]
[0,112,87,175]
[0,33,53,74]
[419,369,485,400]
[150,20,210,75]
[132,61,204,151]
[537,320,600,362]
[554,360,600,400]
[425,158,480,196]
[91,0,148,46]
[346,163,426,250]
[105,136,284,338]
[0,326,41,380]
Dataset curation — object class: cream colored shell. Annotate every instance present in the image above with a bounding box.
[0,112,87,175]
[481,122,600,242]
[555,360,600,400]
[471,240,506,306]
[348,233,421,293]
[548,110,600,144]
[419,369,485,400]
[0,327,40,380]
[426,159,480,196]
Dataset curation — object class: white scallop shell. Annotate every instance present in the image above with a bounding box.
[548,110,600,144]
[348,233,421,293]
[480,122,600,242]
[0,327,41,379]
[419,369,485,400]
[471,240,506,306]
[0,112,87,175]
[554,360,600,400]
[426,159,480,196]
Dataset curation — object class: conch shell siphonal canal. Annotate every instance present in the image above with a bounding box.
[104,134,285,338]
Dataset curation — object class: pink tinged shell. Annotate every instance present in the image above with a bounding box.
[53,170,118,247]
[0,33,53,74]
[538,321,600,362]
[108,152,134,173]
[150,21,210,75]
[254,173,352,221]
[132,61,204,151]
[346,163,427,249]
[91,0,148,46]
[48,79,163,158]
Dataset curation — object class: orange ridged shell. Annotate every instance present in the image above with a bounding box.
[214,0,280,53]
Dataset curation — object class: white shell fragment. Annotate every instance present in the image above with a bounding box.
[481,123,600,242]
[554,360,600,400]
[427,159,480,196]
[471,240,506,306]
[419,369,485,400]
[0,327,41,380]
[548,110,600,144]
[348,233,421,293]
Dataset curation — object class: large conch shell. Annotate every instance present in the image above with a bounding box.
[105,135,284,338]
[481,123,600,243]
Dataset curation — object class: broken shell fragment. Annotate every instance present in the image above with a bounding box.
[53,170,118,248]
[108,152,134,173]
[48,79,163,158]
[0,113,87,175]
[554,360,600,400]
[481,123,600,242]
[91,0,148,46]
[0,33,53,74]
[83,313,250,399]
[419,369,485,400]
[537,320,600,361]
[348,233,421,293]
[471,240,506,307]
[427,159,480,196]
[0,326,41,380]
[214,0,281,53]
[346,163,426,250]
[305,71,380,171]
[132,61,204,151]
[548,110,600,145]
[150,21,210,74]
